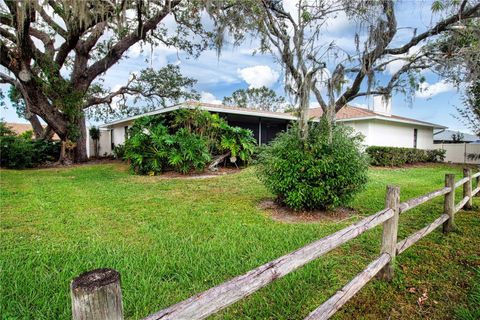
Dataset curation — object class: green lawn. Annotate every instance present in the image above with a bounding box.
[0,163,479,320]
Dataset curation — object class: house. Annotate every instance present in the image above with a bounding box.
[433,129,479,144]
[4,122,60,140]
[91,98,446,157]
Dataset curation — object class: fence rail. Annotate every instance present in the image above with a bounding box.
[70,168,480,320]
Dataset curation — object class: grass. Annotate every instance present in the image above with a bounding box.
[0,163,479,320]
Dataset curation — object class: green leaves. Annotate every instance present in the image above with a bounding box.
[431,0,445,12]
[123,110,256,175]
[256,122,369,211]
[222,86,289,112]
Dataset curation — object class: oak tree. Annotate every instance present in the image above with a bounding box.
[0,0,208,162]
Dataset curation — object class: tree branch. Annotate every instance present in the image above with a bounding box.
[84,0,182,87]
[383,2,480,55]
[334,0,397,112]
[38,5,67,38]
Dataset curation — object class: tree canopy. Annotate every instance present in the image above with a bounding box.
[222,86,289,112]
[209,0,480,140]
[0,0,212,161]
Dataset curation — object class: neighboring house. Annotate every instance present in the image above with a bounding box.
[5,122,60,140]
[93,98,446,157]
[433,129,479,144]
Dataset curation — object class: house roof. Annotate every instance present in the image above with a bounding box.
[433,129,479,142]
[101,101,298,128]
[308,106,447,129]
[100,101,447,129]
[6,123,34,135]
[5,122,60,140]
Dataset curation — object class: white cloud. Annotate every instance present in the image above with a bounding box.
[415,80,455,98]
[384,46,422,75]
[200,91,222,104]
[237,65,280,88]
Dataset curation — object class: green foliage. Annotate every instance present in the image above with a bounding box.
[0,135,60,169]
[167,128,211,174]
[0,121,15,136]
[455,267,480,320]
[113,144,126,160]
[89,127,101,140]
[458,80,480,136]
[1,164,479,319]
[367,146,446,166]
[0,120,59,169]
[452,131,464,142]
[257,121,369,210]
[86,65,200,122]
[222,86,289,112]
[426,149,447,162]
[218,124,257,162]
[19,130,33,140]
[123,110,257,175]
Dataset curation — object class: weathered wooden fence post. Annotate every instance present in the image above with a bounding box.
[475,170,480,197]
[378,185,400,281]
[443,174,456,233]
[464,168,472,209]
[71,268,124,320]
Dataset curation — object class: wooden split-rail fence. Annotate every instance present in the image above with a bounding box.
[70,168,480,320]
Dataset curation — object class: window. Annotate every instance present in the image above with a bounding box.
[413,128,418,149]
[124,126,128,140]
[111,129,114,149]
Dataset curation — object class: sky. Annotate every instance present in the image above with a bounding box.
[0,0,474,134]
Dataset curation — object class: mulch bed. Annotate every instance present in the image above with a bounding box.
[258,200,359,223]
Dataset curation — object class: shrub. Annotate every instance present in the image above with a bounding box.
[168,128,211,173]
[257,121,369,211]
[218,124,257,163]
[0,136,60,169]
[124,119,171,175]
[367,146,445,166]
[426,149,446,162]
[0,135,35,169]
[123,111,257,175]
[113,144,126,159]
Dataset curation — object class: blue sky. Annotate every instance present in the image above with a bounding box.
[0,0,472,133]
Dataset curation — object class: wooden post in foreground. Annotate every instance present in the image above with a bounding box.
[443,174,456,233]
[71,268,124,320]
[378,185,400,281]
[476,171,480,197]
[464,168,472,210]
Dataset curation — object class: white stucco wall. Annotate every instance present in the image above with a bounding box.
[88,129,112,157]
[90,123,132,157]
[342,119,434,149]
[341,120,372,145]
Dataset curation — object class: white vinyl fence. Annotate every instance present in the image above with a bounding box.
[437,143,480,164]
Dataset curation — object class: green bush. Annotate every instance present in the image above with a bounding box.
[0,135,35,169]
[367,146,446,166]
[168,128,211,173]
[218,124,257,163]
[124,119,170,174]
[0,135,60,169]
[256,121,369,211]
[426,149,446,162]
[113,144,126,159]
[123,110,257,175]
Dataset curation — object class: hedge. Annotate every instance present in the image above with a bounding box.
[366,146,446,166]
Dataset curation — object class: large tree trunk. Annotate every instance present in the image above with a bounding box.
[26,113,44,139]
[74,113,88,162]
